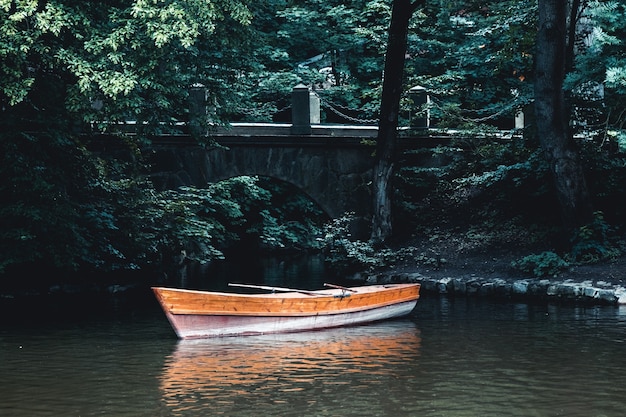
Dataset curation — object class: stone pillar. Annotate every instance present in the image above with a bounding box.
[408,85,429,129]
[309,91,320,124]
[518,103,535,137]
[189,84,208,136]
[291,84,318,134]
[515,109,524,129]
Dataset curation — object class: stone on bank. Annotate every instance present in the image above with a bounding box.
[372,272,626,305]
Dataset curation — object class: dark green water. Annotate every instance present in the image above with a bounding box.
[2,257,626,416]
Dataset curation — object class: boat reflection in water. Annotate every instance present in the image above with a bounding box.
[159,320,421,416]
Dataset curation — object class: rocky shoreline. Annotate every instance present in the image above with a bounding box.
[3,268,625,307]
[372,272,626,305]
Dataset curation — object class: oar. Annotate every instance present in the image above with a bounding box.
[324,283,358,293]
[228,283,320,296]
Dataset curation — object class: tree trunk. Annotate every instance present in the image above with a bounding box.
[534,0,593,230]
[370,0,419,244]
[565,0,582,73]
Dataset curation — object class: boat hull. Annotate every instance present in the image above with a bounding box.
[153,284,420,339]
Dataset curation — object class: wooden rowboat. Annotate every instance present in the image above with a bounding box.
[152,282,420,339]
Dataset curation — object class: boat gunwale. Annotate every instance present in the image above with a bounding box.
[153,284,420,317]
[153,283,417,298]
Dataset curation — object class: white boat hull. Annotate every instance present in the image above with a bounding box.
[164,299,417,339]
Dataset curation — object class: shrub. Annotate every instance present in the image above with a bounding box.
[511,251,570,277]
[569,211,621,264]
[321,213,394,274]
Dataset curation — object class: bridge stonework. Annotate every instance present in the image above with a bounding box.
[147,124,379,220]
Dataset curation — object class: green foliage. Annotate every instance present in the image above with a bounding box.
[569,211,622,264]
[0,166,328,278]
[408,1,535,130]
[512,212,624,277]
[320,213,451,275]
[0,128,156,275]
[0,0,259,280]
[228,0,397,123]
[3,0,626,284]
[322,213,395,274]
[511,251,570,278]
[254,178,328,250]
[1,0,254,135]
[146,176,327,268]
[566,1,626,136]
[394,137,555,238]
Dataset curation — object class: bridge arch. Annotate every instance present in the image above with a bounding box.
[148,142,375,220]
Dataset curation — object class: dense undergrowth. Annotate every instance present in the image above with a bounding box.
[324,134,626,279]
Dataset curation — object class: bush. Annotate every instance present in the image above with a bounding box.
[511,251,570,277]
[321,213,395,274]
[569,211,621,264]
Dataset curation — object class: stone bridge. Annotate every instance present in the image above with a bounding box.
[148,123,380,220]
[96,84,514,237]
[143,83,504,222]
[144,84,452,222]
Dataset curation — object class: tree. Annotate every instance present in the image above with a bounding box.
[237,0,396,123]
[534,0,593,230]
[400,1,535,130]
[368,0,543,244]
[0,1,255,277]
[1,1,254,132]
[567,1,626,139]
[370,0,423,244]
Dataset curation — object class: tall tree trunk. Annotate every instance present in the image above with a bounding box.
[565,0,582,73]
[370,0,419,244]
[534,0,593,231]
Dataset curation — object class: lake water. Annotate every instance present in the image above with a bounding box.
[2,257,626,416]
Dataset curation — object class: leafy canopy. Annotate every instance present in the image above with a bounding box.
[1,0,253,133]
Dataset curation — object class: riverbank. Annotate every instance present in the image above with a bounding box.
[3,272,625,307]
[2,241,625,307]
[367,244,626,305]
[374,271,626,305]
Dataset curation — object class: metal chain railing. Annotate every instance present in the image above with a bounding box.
[315,93,379,124]
[231,88,292,119]
[428,95,523,123]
